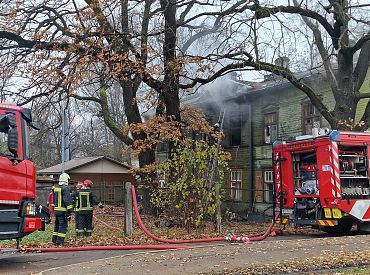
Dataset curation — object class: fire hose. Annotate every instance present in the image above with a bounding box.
[94,216,121,231]
[131,185,275,244]
[2,187,275,253]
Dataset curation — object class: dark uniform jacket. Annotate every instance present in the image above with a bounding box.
[53,185,73,215]
[74,189,101,214]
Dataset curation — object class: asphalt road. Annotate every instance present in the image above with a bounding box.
[0,250,142,275]
[0,232,361,275]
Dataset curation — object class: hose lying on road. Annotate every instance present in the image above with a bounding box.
[23,245,192,252]
[131,185,274,244]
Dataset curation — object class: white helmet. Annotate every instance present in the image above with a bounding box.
[59,172,70,185]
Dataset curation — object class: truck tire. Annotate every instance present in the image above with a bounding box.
[357,221,370,233]
[322,219,353,235]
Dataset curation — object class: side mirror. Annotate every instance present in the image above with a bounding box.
[8,126,18,157]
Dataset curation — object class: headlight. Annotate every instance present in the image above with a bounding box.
[25,202,37,216]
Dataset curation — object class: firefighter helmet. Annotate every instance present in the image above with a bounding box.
[59,173,70,185]
[76,182,84,189]
[83,179,93,188]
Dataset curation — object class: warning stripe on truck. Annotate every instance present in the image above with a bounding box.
[275,218,288,224]
[317,220,335,226]
[330,142,342,198]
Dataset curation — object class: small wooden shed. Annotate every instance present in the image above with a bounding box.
[37,156,135,205]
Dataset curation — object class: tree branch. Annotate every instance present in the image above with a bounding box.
[293,0,338,93]
[70,94,102,103]
[348,31,370,55]
[248,3,335,38]
[180,54,334,126]
[99,82,133,146]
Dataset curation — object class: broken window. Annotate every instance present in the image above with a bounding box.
[264,112,278,144]
[225,113,242,147]
[302,102,321,135]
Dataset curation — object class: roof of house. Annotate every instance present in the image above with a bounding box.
[38,156,131,175]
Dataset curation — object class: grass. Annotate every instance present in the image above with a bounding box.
[0,207,279,249]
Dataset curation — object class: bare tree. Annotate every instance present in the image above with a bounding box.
[1,1,369,175]
[0,0,251,169]
[181,0,370,130]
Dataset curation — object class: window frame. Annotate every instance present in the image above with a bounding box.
[301,101,321,135]
[230,170,242,201]
[107,185,115,201]
[227,113,243,147]
[264,170,274,203]
[262,105,279,144]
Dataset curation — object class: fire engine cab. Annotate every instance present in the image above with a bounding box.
[273,130,370,234]
[0,103,47,242]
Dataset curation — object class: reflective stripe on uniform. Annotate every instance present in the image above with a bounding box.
[78,192,93,211]
[54,187,67,211]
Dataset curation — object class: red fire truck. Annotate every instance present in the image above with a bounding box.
[0,103,48,242]
[273,130,370,234]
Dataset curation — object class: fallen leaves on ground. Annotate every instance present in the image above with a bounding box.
[0,206,314,250]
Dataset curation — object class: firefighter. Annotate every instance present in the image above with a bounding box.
[72,182,84,236]
[52,172,73,246]
[75,179,103,237]
[47,188,54,218]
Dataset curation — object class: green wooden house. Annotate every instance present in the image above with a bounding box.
[196,67,370,217]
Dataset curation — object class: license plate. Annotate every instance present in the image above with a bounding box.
[282,209,294,214]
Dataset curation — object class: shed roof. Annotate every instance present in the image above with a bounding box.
[38,156,131,175]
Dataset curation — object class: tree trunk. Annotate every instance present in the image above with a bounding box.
[332,51,358,130]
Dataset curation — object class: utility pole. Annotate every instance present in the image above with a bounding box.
[61,101,70,172]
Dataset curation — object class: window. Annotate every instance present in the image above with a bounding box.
[264,170,274,202]
[264,112,278,144]
[0,114,11,156]
[156,142,169,153]
[230,170,242,201]
[0,132,10,156]
[302,102,321,135]
[227,114,242,147]
[157,171,166,188]
[107,186,115,201]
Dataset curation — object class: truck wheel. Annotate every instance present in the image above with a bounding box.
[357,221,370,233]
[322,219,353,235]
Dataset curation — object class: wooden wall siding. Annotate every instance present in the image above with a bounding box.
[356,69,370,122]
[254,170,264,203]
[226,146,251,204]
[254,145,273,169]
